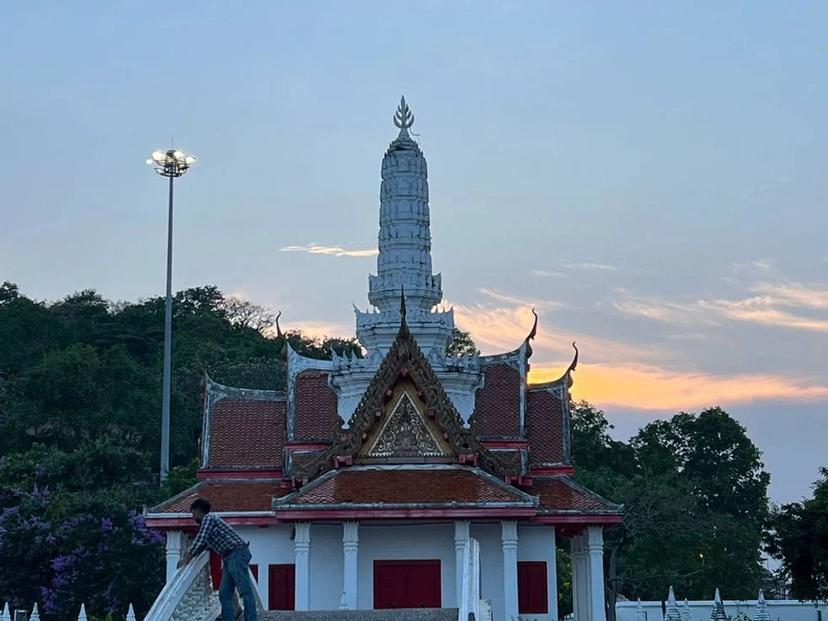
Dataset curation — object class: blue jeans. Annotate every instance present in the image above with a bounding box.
[219,545,257,621]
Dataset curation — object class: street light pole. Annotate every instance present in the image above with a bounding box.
[147,148,196,484]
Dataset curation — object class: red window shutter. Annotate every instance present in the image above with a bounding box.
[249,564,258,582]
[268,564,295,611]
[518,561,548,614]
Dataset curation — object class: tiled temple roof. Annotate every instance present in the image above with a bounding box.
[293,370,339,441]
[204,398,286,471]
[275,465,536,511]
[148,479,288,515]
[532,476,622,515]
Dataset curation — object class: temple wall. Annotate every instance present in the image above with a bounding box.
[237,522,558,617]
[236,525,295,608]
[473,523,558,621]
[356,523,457,610]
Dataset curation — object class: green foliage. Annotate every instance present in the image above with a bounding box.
[570,402,771,610]
[284,330,363,361]
[0,282,351,619]
[767,468,828,600]
[446,327,478,356]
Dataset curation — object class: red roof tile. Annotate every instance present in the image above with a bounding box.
[207,399,286,469]
[151,480,288,514]
[526,390,565,465]
[281,468,532,506]
[473,363,521,437]
[294,371,339,441]
[532,477,620,514]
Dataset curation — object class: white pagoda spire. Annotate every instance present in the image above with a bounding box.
[754,590,770,621]
[709,588,727,621]
[665,586,683,621]
[368,95,442,313]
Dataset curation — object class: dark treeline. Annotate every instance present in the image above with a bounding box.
[0,282,823,620]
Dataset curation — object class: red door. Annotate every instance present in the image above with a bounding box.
[268,564,295,611]
[374,560,441,608]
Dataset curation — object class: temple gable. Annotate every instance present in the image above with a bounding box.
[363,388,452,460]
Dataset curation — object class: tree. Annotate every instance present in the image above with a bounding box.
[446,327,478,356]
[570,403,771,618]
[221,297,275,333]
[0,282,346,620]
[767,468,828,600]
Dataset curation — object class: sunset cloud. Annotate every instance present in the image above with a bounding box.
[280,243,378,258]
[529,363,828,411]
[477,288,564,310]
[450,300,663,364]
[562,262,618,272]
[613,277,828,333]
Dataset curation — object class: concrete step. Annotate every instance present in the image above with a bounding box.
[258,608,458,621]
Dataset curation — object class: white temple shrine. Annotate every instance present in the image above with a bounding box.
[144,97,623,621]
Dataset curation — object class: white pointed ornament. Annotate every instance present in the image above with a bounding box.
[665,586,683,621]
[77,603,88,621]
[29,604,41,621]
[1,602,10,621]
[709,588,727,621]
[126,603,137,621]
[682,597,691,621]
[753,590,771,621]
[635,598,646,621]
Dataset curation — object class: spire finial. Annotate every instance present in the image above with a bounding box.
[394,95,414,138]
[398,286,410,338]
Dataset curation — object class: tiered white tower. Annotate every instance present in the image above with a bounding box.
[328,97,483,422]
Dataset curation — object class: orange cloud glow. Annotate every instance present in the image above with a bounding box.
[529,363,828,410]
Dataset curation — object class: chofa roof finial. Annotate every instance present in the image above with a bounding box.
[275,310,284,339]
[528,307,538,341]
[394,95,415,139]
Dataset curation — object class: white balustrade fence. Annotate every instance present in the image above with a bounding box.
[1,601,138,621]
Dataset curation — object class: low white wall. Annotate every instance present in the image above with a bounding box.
[616,599,827,621]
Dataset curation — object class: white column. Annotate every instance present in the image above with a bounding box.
[501,520,519,621]
[454,521,470,607]
[587,526,606,621]
[165,531,186,583]
[548,527,559,621]
[342,521,359,610]
[294,522,311,610]
[571,534,590,621]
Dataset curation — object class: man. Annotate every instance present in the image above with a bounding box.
[177,498,257,621]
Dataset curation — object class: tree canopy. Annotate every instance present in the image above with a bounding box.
[0,282,357,620]
[767,468,828,600]
[569,402,772,618]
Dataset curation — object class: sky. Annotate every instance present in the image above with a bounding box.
[1,2,826,504]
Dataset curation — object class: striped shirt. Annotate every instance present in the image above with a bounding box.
[189,513,247,557]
